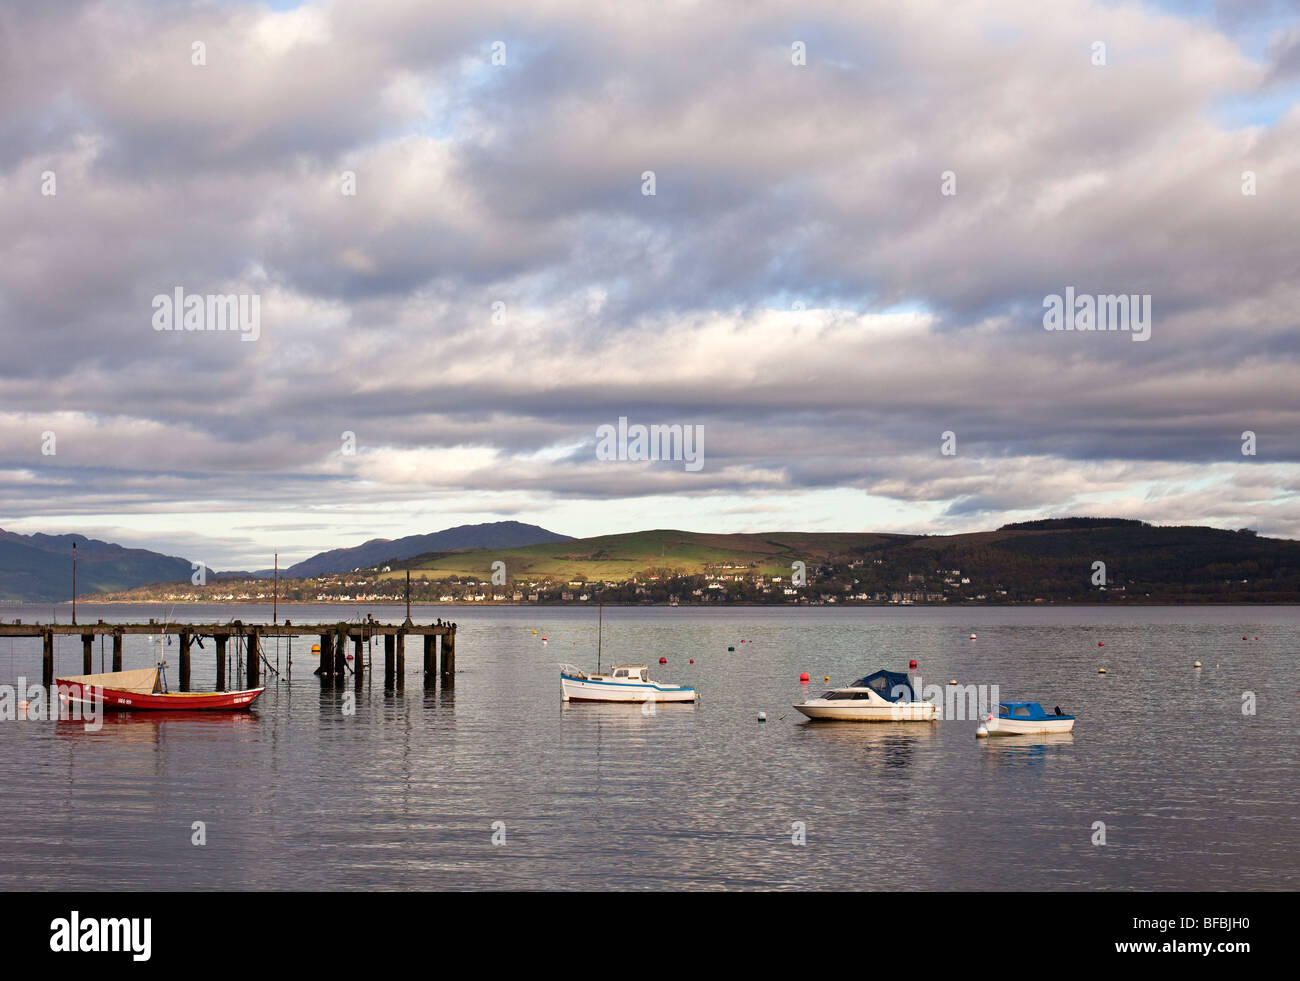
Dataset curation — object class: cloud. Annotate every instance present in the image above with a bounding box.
[1,0,1298,566]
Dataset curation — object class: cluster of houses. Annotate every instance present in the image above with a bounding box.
[138,562,1016,606]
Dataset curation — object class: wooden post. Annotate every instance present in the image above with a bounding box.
[247,629,260,688]
[395,631,405,687]
[178,630,192,691]
[215,635,228,690]
[333,626,345,679]
[423,634,435,682]
[384,633,395,688]
[353,634,364,673]
[318,633,332,683]
[441,626,455,683]
[82,634,94,674]
[42,629,54,687]
[112,630,123,671]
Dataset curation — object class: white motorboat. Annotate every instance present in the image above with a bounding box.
[793,669,940,722]
[560,663,697,703]
[977,701,1074,737]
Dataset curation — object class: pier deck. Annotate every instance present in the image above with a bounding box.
[2,619,457,691]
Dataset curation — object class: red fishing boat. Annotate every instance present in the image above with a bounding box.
[57,668,265,712]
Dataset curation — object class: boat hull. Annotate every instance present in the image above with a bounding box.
[984,716,1074,736]
[560,675,696,703]
[58,682,265,712]
[793,700,938,722]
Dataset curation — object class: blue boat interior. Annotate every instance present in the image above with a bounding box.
[998,701,1073,720]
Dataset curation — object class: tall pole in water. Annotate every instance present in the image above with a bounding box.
[71,541,77,626]
[406,569,411,622]
[597,602,603,674]
[273,552,278,624]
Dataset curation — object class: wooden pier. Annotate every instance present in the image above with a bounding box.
[0,618,457,691]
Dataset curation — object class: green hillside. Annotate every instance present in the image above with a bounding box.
[378,529,911,583]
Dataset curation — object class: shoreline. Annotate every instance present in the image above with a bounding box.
[43,598,1300,608]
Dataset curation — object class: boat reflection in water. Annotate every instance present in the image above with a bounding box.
[978,731,1075,768]
[560,699,696,725]
[56,710,260,744]
[795,718,938,770]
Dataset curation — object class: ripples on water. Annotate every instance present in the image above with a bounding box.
[1,604,1296,890]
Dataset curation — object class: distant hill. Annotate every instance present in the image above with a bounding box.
[27,518,1300,605]
[283,521,572,578]
[0,529,197,603]
[379,521,1300,603]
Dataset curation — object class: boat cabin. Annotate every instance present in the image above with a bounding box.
[609,665,648,682]
[823,669,916,702]
[998,701,1073,720]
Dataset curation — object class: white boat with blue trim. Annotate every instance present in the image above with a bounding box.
[560,663,697,703]
[793,669,940,722]
[978,701,1075,737]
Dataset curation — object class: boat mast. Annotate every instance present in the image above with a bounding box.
[597,603,603,674]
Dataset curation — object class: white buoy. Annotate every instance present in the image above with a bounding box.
[757,712,767,722]
[948,679,958,685]
[975,724,989,738]
[970,633,977,640]
[1098,667,1107,674]
[1193,661,1202,669]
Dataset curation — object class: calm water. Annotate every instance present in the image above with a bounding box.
[1,604,1296,890]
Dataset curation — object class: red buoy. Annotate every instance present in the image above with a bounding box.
[799,672,810,682]
[659,657,667,664]
[689,659,694,664]
[909,659,917,669]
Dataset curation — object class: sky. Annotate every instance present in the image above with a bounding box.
[1,0,1299,570]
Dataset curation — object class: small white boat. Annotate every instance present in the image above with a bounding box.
[560,663,697,703]
[793,669,940,722]
[979,701,1075,737]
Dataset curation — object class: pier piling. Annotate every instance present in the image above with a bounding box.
[178,630,192,691]
[215,635,228,690]
[112,630,123,672]
[423,634,435,683]
[247,629,260,688]
[42,628,54,686]
[318,632,332,683]
[441,627,455,683]
[383,634,395,689]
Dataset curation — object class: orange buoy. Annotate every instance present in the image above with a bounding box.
[799,672,810,682]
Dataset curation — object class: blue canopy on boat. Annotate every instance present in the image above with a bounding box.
[998,701,1074,720]
[850,669,915,703]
